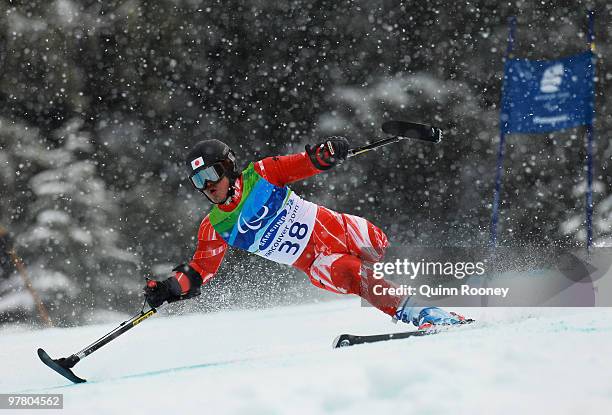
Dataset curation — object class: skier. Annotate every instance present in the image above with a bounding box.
[144,138,466,329]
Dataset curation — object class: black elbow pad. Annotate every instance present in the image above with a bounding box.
[172,264,203,297]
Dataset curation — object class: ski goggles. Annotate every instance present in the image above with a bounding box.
[189,163,225,190]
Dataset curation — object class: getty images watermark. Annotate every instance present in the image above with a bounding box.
[371,259,511,298]
[363,246,612,307]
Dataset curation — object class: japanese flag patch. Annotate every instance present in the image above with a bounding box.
[191,156,204,170]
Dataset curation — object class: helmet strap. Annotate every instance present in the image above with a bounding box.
[223,178,237,204]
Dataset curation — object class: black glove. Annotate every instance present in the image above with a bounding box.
[305,136,349,170]
[144,277,184,308]
[144,264,203,308]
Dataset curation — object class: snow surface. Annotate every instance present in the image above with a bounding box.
[2,300,611,415]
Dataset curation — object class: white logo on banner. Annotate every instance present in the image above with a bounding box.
[540,63,564,93]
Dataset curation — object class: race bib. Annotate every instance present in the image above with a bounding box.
[254,192,316,265]
[210,167,317,266]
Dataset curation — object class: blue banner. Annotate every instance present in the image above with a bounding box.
[500,51,595,134]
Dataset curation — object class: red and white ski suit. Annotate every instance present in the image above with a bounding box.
[174,152,401,316]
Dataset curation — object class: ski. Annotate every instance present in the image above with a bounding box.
[332,319,475,348]
[37,349,86,384]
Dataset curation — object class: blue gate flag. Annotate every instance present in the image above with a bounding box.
[500,51,595,134]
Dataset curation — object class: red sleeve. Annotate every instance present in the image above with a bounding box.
[253,152,321,187]
[174,216,227,294]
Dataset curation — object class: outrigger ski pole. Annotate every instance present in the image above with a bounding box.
[348,120,442,158]
[37,299,160,384]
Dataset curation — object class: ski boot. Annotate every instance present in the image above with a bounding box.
[395,297,469,331]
